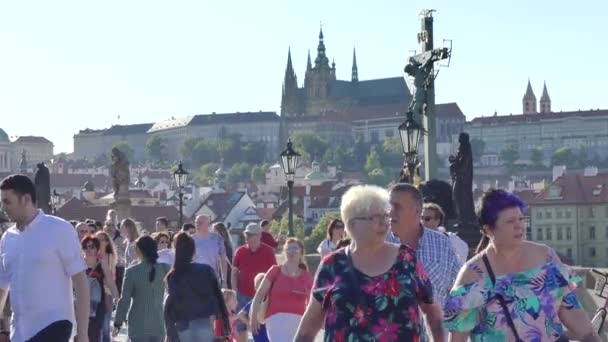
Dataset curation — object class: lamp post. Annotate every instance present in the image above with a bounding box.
[280,139,300,237]
[51,189,60,215]
[173,161,189,228]
[398,111,424,184]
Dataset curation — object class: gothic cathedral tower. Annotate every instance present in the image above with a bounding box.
[540,81,551,113]
[304,26,336,114]
[280,48,299,116]
[522,79,537,114]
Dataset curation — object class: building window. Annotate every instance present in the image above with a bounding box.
[385,130,394,138]
[605,206,608,218]
[546,227,552,240]
[556,209,563,219]
[566,248,572,259]
[536,228,543,240]
[536,211,542,220]
[565,208,572,219]
[557,226,563,240]
[589,207,595,218]
[370,131,379,144]
[591,247,596,258]
[566,226,572,240]
[545,210,552,219]
[590,226,596,239]
[526,225,532,241]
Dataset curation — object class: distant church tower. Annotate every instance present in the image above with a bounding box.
[540,81,551,113]
[304,26,336,114]
[522,79,537,114]
[280,48,299,116]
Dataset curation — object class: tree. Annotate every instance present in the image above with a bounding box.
[530,147,544,169]
[470,138,486,163]
[365,149,382,174]
[576,146,588,168]
[226,162,251,184]
[192,163,218,186]
[367,168,392,187]
[217,137,241,165]
[111,141,134,162]
[181,137,201,161]
[270,217,305,241]
[380,138,403,170]
[551,147,575,168]
[292,132,329,163]
[146,135,167,163]
[191,140,219,167]
[350,136,369,170]
[322,146,347,167]
[251,165,266,183]
[499,144,519,170]
[241,142,266,165]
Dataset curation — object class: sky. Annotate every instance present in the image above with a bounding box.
[1,0,607,153]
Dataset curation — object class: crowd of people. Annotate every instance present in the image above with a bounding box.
[0,172,604,342]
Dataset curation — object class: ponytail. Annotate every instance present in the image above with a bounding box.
[148,258,157,283]
[475,234,490,255]
[135,235,159,283]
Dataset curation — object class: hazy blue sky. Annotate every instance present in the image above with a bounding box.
[1,0,606,153]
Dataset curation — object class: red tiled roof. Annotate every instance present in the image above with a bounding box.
[470,109,608,125]
[529,173,608,205]
[56,197,179,229]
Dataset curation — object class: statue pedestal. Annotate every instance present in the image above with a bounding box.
[449,220,481,259]
[111,197,131,221]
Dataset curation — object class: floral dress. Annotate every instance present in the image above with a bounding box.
[444,249,581,341]
[313,244,433,342]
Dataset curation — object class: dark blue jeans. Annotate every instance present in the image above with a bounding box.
[27,320,72,342]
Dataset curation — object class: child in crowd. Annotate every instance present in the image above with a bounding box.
[215,289,239,341]
[236,273,269,342]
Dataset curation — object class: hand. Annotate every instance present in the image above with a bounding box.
[250,315,260,335]
[112,326,120,337]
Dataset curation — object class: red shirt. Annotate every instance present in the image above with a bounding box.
[233,244,277,297]
[260,231,279,249]
[265,265,313,318]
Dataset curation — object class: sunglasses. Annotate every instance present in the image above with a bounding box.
[286,247,301,253]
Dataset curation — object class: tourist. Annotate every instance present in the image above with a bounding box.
[260,220,278,249]
[0,174,90,342]
[422,202,469,265]
[164,232,230,342]
[236,273,269,342]
[445,189,600,341]
[295,185,444,341]
[82,235,118,342]
[193,215,227,286]
[155,217,169,232]
[153,231,175,266]
[120,218,140,267]
[316,219,345,258]
[387,183,460,310]
[75,222,91,241]
[214,289,239,340]
[212,222,235,288]
[113,236,170,342]
[251,238,312,341]
[181,223,195,235]
[104,217,126,295]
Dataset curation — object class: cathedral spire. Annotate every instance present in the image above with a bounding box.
[540,81,551,113]
[314,24,330,69]
[286,47,295,76]
[351,47,359,82]
[522,78,537,114]
[306,49,312,71]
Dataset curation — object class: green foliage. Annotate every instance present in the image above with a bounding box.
[251,165,267,183]
[146,135,168,163]
[111,141,134,162]
[530,147,544,169]
[322,146,347,167]
[379,138,403,169]
[367,168,392,186]
[365,149,382,174]
[292,132,329,163]
[470,138,486,163]
[270,217,305,242]
[192,163,218,186]
[303,212,340,253]
[192,140,220,167]
[226,162,251,184]
[499,144,519,169]
[551,147,575,167]
[180,137,199,161]
[576,146,588,168]
[241,142,266,165]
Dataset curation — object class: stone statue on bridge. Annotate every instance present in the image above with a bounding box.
[449,132,476,224]
[110,147,130,201]
[34,163,51,214]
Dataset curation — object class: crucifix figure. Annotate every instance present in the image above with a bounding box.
[404,47,450,118]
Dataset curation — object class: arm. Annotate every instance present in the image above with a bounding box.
[72,271,90,341]
[100,259,119,299]
[163,275,180,342]
[294,298,324,342]
[249,271,273,334]
[419,302,445,342]
[448,331,470,342]
[231,266,239,294]
[559,307,600,342]
[114,268,134,327]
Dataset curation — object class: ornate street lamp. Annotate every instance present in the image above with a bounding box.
[173,161,189,228]
[280,139,300,237]
[51,189,60,215]
[398,111,424,184]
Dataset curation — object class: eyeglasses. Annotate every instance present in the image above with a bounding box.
[352,213,390,224]
[83,244,96,250]
[158,240,169,245]
[286,247,301,253]
[422,216,438,222]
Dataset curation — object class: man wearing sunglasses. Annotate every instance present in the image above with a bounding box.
[422,203,468,266]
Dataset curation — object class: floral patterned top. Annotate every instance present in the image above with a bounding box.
[444,249,581,341]
[313,244,433,342]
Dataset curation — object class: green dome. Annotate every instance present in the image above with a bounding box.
[0,129,8,143]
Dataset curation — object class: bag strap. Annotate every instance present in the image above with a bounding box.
[482,254,523,342]
[345,247,369,313]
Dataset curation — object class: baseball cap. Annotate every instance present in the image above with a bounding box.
[244,223,261,235]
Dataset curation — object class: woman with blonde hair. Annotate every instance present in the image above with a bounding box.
[250,238,312,341]
[120,218,139,267]
[95,230,118,342]
[212,222,234,288]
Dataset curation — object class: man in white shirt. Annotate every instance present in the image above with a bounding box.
[422,202,469,266]
[0,175,90,342]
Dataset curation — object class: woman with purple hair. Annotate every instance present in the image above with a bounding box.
[445,189,599,342]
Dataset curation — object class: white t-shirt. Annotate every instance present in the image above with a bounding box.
[442,230,469,266]
[317,240,337,255]
[0,211,87,342]
[157,248,175,267]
